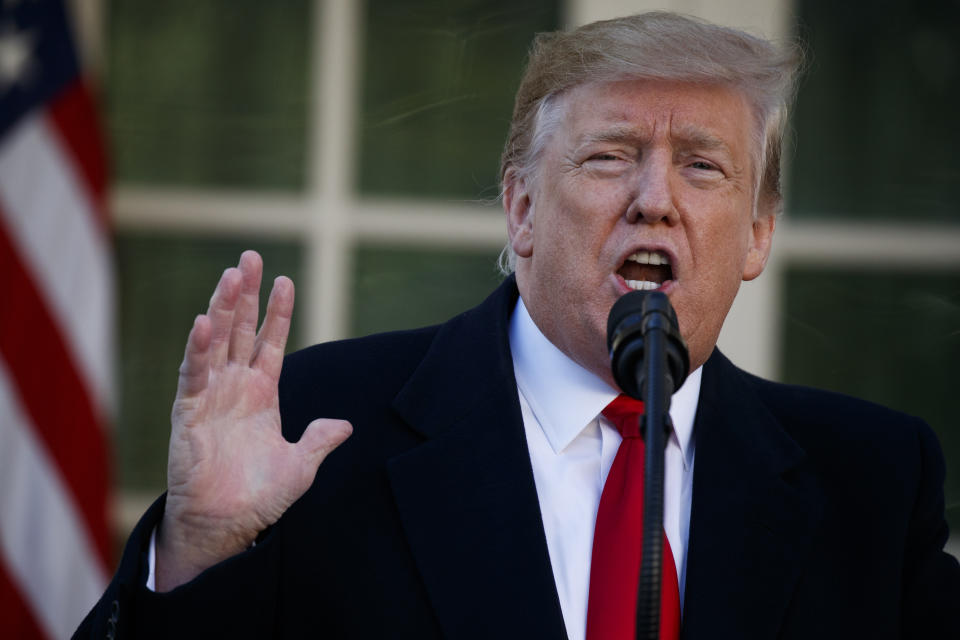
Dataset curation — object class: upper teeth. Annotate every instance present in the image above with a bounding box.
[628,250,670,265]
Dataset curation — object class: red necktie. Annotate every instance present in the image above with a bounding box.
[585,394,681,640]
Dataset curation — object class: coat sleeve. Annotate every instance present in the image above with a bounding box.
[72,495,282,639]
[900,421,960,638]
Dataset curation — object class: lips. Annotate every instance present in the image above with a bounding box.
[618,250,674,291]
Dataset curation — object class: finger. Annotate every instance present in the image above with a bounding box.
[176,314,212,399]
[227,250,263,364]
[206,267,242,369]
[296,419,353,471]
[250,276,295,380]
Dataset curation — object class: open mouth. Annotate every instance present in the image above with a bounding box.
[617,250,674,291]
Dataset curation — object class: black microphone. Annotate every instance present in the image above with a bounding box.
[607,290,690,401]
[606,290,690,640]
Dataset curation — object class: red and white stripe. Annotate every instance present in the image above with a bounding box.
[0,79,113,639]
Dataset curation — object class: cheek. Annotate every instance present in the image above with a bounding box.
[684,217,753,319]
[718,229,751,273]
[695,205,753,265]
[539,189,616,256]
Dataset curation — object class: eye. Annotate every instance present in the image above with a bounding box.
[689,160,718,171]
[579,149,632,175]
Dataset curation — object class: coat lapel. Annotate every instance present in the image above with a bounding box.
[387,278,569,639]
[681,351,824,639]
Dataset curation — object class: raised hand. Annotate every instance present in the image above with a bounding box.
[155,251,352,591]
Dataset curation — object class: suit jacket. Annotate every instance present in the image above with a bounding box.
[77,277,960,639]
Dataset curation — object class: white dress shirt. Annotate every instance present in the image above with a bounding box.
[509,298,701,640]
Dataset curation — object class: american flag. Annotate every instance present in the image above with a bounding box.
[0,0,113,637]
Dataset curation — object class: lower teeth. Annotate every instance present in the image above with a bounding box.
[625,279,660,291]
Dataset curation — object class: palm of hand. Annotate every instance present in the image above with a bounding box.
[167,365,304,541]
[156,251,351,590]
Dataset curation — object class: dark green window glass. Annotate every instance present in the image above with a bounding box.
[350,245,504,337]
[107,0,312,190]
[790,0,960,222]
[116,232,303,493]
[358,0,560,199]
[782,267,960,532]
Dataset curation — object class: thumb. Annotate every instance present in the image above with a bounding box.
[296,418,353,470]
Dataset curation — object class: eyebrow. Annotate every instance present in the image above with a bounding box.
[578,125,650,147]
[669,123,735,156]
[578,123,735,157]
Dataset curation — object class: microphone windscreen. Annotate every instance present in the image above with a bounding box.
[606,290,648,353]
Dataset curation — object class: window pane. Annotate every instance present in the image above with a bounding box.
[789,0,959,222]
[782,267,960,532]
[115,232,303,493]
[107,0,312,190]
[358,0,560,199]
[350,245,504,337]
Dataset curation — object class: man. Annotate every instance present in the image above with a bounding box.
[77,12,959,639]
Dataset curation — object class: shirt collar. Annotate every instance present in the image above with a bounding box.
[509,297,701,470]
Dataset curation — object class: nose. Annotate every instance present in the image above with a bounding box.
[625,154,678,225]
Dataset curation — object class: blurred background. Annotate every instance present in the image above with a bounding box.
[101,0,960,550]
[2,0,958,636]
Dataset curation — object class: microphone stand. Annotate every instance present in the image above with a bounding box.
[607,291,689,640]
[635,308,675,640]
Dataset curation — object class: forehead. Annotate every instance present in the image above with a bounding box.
[556,78,755,154]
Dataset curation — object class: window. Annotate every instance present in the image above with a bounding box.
[106,0,560,527]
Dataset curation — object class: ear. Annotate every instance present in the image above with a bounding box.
[503,168,534,259]
[742,212,776,281]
